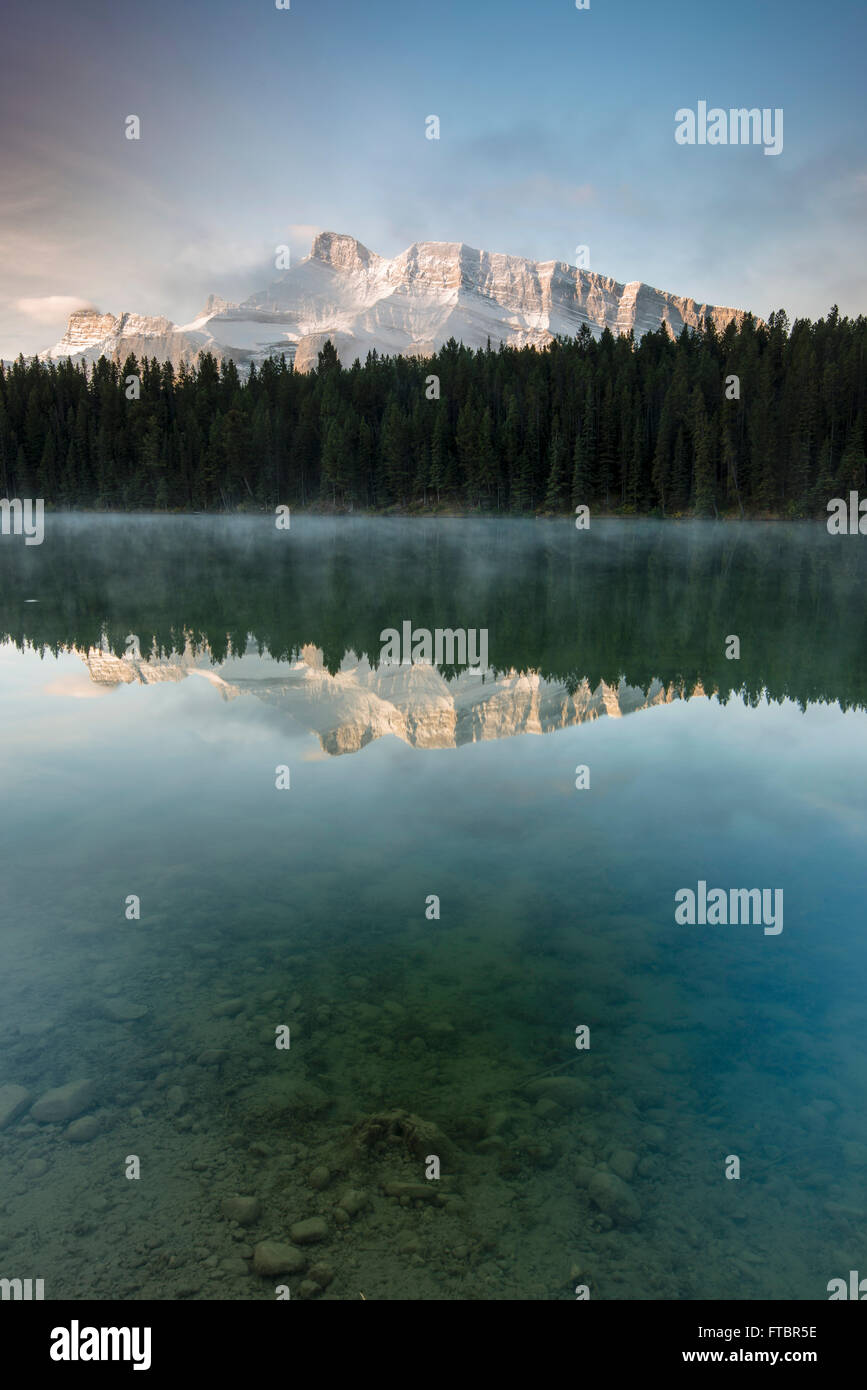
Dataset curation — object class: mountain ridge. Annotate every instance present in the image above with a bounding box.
[41,231,754,374]
[80,640,707,756]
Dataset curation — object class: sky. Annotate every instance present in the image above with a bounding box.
[1,0,865,358]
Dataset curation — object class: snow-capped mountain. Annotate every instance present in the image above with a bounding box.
[43,231,751,373]
[81,640,706,756]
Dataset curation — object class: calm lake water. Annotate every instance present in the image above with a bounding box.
[0,515,865,1301]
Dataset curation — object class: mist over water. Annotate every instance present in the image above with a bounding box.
[0,516,865,1300]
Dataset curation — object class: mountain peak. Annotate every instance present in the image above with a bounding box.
[40,231,754,373]
[308,231,377,272]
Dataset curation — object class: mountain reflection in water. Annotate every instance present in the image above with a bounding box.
[81,642,707,755]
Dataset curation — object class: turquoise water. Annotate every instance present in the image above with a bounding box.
[0,517,865,1300]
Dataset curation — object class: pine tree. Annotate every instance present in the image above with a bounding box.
[455,399,479,503]
[429,406,449,504]
[690,388,716,516]
[380,400,410,504]
[476,407,497,507]
[572,382,596,508]
[543,423,568,511]
[500,393,520,510]
[320,417,349,503]
[625,411,643,513]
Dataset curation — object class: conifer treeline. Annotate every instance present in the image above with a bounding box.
[1,308,864,514]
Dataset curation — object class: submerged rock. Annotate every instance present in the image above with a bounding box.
[252,1241,305,1276]
[196,1049,230,1067]
[103,1000,148,1022]
[484,1110,513,1137]
[0,1084,31,1130]
[31,1079,96,1124]
[477,1136,506,1154]
[608,1148,638,1182]
[337,1188,368,1217]
[587,1170,641,1225]
[213,998,246,1017]
[221,1196,261,1226]
[308,1261,334,1289]
[66,1115,100,1143]
[350,1109,458,1165]
[573,1162,595,1188]
[290,1217,327,1244]
[243,1073,331,1121]
[166,1086,186,1116]
[383,1181,443,1205]
[525,1076,591,1106]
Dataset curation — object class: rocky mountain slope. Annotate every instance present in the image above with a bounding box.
[81,642,705,756]
[43,230,750,373]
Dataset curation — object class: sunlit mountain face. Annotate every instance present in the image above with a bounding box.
[79,639,708,756]
[39,232,752,374]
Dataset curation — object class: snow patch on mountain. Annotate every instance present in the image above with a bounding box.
[41,232,752,374]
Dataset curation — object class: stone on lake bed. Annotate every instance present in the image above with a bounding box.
[0,1084,31,1130]
[166,1086,186,1115]
[31,1080,96,1124]
[588,1170,641,1225]
[213,998,245,1017]
[196,1049,230,1067]
[290,1216,327,1244]
[477,1135,505,1154]
[608,1148,638,1182]
[382,1181,442,1204]
[252,1241,306,1275]
[337,1188,368,1216]
[103,1000,148,1022]
[221,1196,261,1226]
[66,1115,101,1143]
[525,1076,590,1105]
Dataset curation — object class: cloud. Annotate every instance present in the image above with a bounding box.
[170,238,274,278]
[286,224,322,245]
[43,672,114,699]
[16,295,94,324]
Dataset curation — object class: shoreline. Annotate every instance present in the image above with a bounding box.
[19,505,828,523]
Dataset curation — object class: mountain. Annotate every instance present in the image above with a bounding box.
[43,231,751,373]
[80,640,706,756]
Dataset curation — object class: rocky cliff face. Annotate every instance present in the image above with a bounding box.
[46,309,206,369]
[80,642,705,755]
[44,231,752,373]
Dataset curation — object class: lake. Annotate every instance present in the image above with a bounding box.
[0,515,865,1301]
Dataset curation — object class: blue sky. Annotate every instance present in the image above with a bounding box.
[1,0,865,356]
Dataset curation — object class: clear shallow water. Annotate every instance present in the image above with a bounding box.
[0,516,865,1301]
